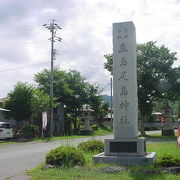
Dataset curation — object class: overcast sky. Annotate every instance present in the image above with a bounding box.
[0,0,180,98]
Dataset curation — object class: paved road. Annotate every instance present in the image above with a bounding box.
[0,135,114,180]
[0,130,176,180]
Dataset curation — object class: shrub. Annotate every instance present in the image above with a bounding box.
[90,124,98,131]
[77,139,104,152]
[19,124,38,138]
[46,146,85,167]
[156,154,180,167]
[80,129,94,135]
[144,127,160,131]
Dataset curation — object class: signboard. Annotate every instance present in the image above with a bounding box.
[42,111,47,130]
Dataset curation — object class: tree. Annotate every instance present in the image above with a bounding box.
[35,67,97,133]
[87,84,109,125]
[64,70,89,132]
[104,41,179,135]
[159,66,180,136]
[31,89,55,126]
[34,67,72,101]
[4,82,34,127]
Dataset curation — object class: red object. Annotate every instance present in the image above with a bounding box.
[178,125,180,148]
[160,116,165,123]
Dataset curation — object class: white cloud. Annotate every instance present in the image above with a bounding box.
[0,0,179,97]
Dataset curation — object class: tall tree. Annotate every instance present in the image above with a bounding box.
[64,70,88,132]
[4,82,34,126]
[35,67,95,133]
[104,41,179,135]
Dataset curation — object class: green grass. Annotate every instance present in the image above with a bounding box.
[147,142,180,158]
[93,125,113,136]
[145,130,178,141]
[29,164,180,180]
[0,126,113,145]
[29,142,180,180]
[0,141,16,145]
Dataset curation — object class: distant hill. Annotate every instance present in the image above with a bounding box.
[102,95,112,107]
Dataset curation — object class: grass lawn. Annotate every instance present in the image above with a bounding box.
[33,126,113,141]
[29,142,180,180]
[0,141,16,145]
[0,126,113,145]
[145,130,178,141]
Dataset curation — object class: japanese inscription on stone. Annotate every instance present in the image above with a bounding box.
[113,22,138,139]
[117,26,130,124]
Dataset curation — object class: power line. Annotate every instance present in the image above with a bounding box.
[0,19,179,31]
[0,61,50,73]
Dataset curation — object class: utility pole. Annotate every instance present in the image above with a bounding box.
[43,20,62,137]
[110,77,113,127]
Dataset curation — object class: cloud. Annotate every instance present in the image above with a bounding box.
[0,0,180,97]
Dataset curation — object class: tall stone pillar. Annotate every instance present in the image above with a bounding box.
[113,22,138,139]
[93,22,156,165]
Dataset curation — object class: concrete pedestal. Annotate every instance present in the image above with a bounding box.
[93,137,156,166]
[93,152,156,166]
[105,137,146,157]
[92,21,156,166]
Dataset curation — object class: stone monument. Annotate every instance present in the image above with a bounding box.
[162,105,175,136]
[93,21,156,165]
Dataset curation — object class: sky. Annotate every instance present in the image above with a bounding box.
[0,0,180,98]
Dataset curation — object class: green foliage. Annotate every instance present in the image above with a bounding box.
[35,68,88,132]
[35,67,105,132]
[77,140,104,152]
[4,81,54,126]
[4,82,34,122]
[87,84,109,124]
[144,127,160,131]
[104,54,113,75]
[32,89,54,111]
[104,41,180,135]
[34,67,72,99]
[32,89,56,122]
[19,124,38,138]
[90,124,98,131]
[29,142,180,180]
[156,154,180,167]
[45,146,85,167]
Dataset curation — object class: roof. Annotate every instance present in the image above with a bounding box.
[152,112,162,115]
[0,122,11,124]
[104,113,114,119]
[81,104,93,112]
[0,108,10,112]
[0,98,7,103]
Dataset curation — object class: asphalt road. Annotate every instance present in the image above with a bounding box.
[0,135,113,180]
[0,130,176,180]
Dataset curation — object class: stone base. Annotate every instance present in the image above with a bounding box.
[162,129,175,136]
[93,152,156,166]
[105,137,146,157]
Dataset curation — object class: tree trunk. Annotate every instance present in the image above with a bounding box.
[96,116,103,126]
[73,119,77,132]
[30,116,34,125]
[73,113,79,134]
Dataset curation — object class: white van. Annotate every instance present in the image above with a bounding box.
[0,122,13,139]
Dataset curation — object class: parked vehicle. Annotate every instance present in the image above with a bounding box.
[0,122,13,139]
